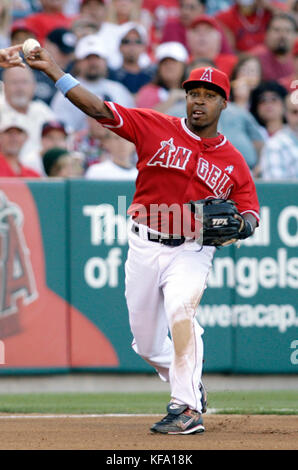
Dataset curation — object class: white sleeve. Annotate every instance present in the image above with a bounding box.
[260,139,285,180]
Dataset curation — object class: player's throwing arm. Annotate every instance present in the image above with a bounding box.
[24,45,113,120]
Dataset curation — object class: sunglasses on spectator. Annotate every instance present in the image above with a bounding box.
[121,38,143,45]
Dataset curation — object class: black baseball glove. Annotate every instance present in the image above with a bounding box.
[189,198,253,247]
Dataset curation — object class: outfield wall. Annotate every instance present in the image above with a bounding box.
[0,179,297,375]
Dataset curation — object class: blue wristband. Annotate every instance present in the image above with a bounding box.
[55,74,80,96]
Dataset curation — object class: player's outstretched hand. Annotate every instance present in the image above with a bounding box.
[24,47,64,81]
[0,44,25,69]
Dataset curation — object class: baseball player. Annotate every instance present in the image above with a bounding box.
[25,46,259,435]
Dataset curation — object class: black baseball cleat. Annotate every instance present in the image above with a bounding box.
[150,403,205,435]
[200,381,207,414]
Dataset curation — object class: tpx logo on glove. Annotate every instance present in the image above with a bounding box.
[212,218,228,226]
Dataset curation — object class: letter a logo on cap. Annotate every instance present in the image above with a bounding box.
[200,67,213,82]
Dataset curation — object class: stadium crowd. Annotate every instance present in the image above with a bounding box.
[0,0,297,180]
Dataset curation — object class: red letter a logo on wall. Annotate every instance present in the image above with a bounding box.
[200,68,213,82]
[0,192,37,316]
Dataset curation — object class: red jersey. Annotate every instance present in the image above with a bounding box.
[142,0,180,48]
[0,154,41,178]
[254,48,294,81]
[215,3,286,52]
[98,102,259,235]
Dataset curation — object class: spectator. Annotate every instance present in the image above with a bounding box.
[63,0,81,15]
[205,0,233,16]
[289,0,298,25]
[0,66,56,163]
[71,17,99,41]
[161,0,205,50]
[161,1,232,54]
[0,19,36,81]
[79,0,107,27]
[0,113,40,177]
[45,27,76,71]
[260,91,298,179]
[279,40,298,91]
[106,0,145,25]
[218,102,265,176]
[42,146,84,177]
[33,27,77,105]
[0,0,11,49]
[73,115,108,169]
[22,120,70,175]
[85,129,138,180]
[215,0,286,53]
[24,0,74,45]
[186,15,237,77]
[254,13,297,81]
[9,18,37,46]
[79,0,122,69]
[108,22,155,94]
[135,41,188,113]
[141,0,180,47]
[230,54,263,109]
[186,56,216,70]
[51,34,134,131]
[250,80,288,139]
[11,0,34,19]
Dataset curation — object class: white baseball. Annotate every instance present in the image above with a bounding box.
[22,39,41,57]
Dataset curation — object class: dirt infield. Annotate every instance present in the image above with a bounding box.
[0,414,297,450]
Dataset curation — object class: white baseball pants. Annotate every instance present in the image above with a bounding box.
[124,226,215,412]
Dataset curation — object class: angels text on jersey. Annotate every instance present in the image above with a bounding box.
[147,138,233,198]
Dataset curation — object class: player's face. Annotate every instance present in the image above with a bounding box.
[186,86,227,137]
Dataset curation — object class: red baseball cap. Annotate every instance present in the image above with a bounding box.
[182,67,230,99]
[190,14,221,31]
[41,121,67,137]
[10,19,36,35]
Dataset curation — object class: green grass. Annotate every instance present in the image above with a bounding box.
[0,391,296,415]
